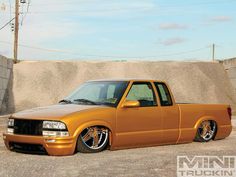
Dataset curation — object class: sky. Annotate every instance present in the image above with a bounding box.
[0,0,236,61]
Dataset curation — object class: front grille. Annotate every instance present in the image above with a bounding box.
[14,119,43,136]
[9,142,47,154]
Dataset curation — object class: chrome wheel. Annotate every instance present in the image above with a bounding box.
[198,120,216,141]
[80,126,108,150]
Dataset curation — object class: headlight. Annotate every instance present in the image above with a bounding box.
[43,131,69,137]
[43,121,67,130]
[8,119,14,127]
[42,121,69,137]
[7,128,14,134]
[7,119,14,134]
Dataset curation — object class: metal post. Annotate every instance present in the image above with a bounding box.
[212,44,215,62]
[13,0,19,63]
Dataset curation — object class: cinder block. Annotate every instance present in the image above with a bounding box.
[0,57,3,66]
[2,58,7,68]
[7,59,13,69]
[227,68,236,78]
[0,79,3,89]
[229,78,236,88]
[6,69,11,79]
[0,103,2,111]
[2,68,7,78]
[0,90,4,101]
[2,79,8,89]
[0,66,3,77]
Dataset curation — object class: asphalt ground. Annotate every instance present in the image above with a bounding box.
[0,115,235,177]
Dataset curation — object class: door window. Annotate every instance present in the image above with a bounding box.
[126,82,157,107]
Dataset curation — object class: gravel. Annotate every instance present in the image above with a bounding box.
[10,61,236,112]
[0,115,236,177]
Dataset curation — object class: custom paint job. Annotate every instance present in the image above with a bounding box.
[3,79,232,155]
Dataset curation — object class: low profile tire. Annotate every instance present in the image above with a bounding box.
[77,126,109,153]
[194,120,217,142]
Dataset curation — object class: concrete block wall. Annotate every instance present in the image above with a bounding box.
[221,58,236,93]
[226,67,236,90]
[0,55,13,114]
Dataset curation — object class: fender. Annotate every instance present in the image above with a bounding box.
[73,120,113,140]
[194,116,217,129]
[177,116,218,143]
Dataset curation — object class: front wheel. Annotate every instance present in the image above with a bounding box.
[194,120,217,142]
[77,126,109,153]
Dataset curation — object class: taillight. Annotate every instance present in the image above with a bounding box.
[227,107,232,120]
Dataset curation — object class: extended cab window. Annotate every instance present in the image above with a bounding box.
[155,83,173,106]
[126,82,157,107]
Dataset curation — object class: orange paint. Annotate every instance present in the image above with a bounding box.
[3,79,232,156]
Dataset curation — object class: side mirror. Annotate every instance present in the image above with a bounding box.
[122,100,140,108]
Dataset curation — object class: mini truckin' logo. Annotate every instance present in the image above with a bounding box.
[177,156,236,177]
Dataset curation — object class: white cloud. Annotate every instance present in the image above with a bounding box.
[202,15,233,26]
[210,16,232,22]
[160,38,186,46]
[19,19,93,45]
[28,0,156,17]
[159,23,188,30]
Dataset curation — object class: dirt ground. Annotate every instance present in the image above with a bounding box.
[0,115,235,177]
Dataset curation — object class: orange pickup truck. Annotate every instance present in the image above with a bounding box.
[3,79,232,156]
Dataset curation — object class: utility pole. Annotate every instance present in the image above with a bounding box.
[13,0,19,63]
[212,43,215,62]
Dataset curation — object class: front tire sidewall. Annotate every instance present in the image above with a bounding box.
[76,131,109,153]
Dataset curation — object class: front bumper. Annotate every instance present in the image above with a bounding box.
[3,133,76,156]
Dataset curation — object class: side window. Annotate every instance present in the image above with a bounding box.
[126,82,157,107]
[155,83,173,106]
[107,84,116,99]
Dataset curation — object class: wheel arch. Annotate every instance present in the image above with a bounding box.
[194,116,218,130]
[73,120,113,143]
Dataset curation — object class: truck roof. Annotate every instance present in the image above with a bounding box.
[88,78,165,82]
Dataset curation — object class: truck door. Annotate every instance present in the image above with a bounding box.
[116,82,163,148]
[154,82,180,144]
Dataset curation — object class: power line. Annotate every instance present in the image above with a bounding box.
[16,0,235,16]
[13,0,235,14]
[31,0,235,6]
[28,0,111,6]
[154,47,210,58]
[15,7,153,14]
[0,40,83,55]
[0,17,15,31]
[5,0,236,15]
[0,40,210,59]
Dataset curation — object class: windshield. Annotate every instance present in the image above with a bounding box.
[63,81,128,107]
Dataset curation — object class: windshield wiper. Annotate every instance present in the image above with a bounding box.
[73,99,98,105]
[59,99,72,104]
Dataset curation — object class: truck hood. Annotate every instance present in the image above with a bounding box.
[12,104,104,120]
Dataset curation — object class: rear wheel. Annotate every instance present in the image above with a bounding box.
[194,120,217,142]
[77,126,109,153]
